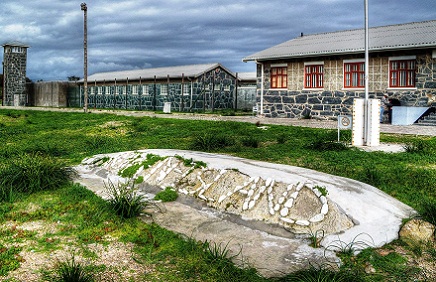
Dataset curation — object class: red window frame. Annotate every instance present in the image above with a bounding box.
[305,65,324,88]
[271,67,287,89]
[344,62,365,88]
[389,60,415,88]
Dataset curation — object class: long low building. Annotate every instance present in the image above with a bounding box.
[71,63,256,112]
[243,20,436,120]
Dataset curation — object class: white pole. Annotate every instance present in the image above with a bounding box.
[364,0,369,145]
[260,62,264,115]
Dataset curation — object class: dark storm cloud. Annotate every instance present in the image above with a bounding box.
[0,0,435,81]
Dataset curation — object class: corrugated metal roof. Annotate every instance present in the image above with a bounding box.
[84,63,233,82]
[243,20,436,62]
[237,72,256,81]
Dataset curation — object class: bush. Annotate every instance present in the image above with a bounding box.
[0,152,76,194]
[154,187,178,202]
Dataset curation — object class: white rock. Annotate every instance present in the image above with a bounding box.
[290,192,299,199]
[259,186,266,194]
[179,189,188,195]
[267,187,273,194]
[296,181,304,191]
[280,217,295,224]
[280,207,289,217]
[239,190,248,195]
[265,178,272,187]
[287,184,294,191]
[313,189,322,198]
[282,191,288,197]
[214,174,221,182]
[309,214,325,223]
[268,194,274,201]
[248,200,256,210]
[234,185,243,192]
[321,203,329,215]
[248,190,254,197]
[251,184,257,190]
[270,180,275,188]
[199,195,207,201]
[274,204,280,211]
[295,220,310,226]
[242,201,249,211]
[254,176,260,184]
[284,198,294,208]
[278,197,285,204]
[218,195,227,203]
[220,169,227,175]
[269,208,275,215]
[320,196,327,205]
[254,193,260,201]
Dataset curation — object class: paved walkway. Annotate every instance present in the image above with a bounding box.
[2,106,436,136]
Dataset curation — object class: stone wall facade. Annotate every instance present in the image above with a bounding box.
[257,49,436,119]
[2,45,28,106]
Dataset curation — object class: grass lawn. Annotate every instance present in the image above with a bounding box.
[0,108,435,281]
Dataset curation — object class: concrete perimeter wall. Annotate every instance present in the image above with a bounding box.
[31,82,73,107]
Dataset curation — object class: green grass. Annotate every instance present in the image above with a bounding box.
[0,108,435,280]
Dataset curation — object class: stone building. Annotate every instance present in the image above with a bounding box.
[73,63,256,112]
[243,20,436,119]
[2,42,30,106]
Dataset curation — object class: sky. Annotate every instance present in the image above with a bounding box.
[1,0,435,82]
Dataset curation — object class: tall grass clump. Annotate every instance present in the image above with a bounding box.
[0,152,76,194]
[105,180,146,219]
[419,198,436,225]
[42,256,95,282]
[190,132,235,151]
[274,264,364,282]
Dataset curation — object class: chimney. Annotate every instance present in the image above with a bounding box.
[300,32,304,37]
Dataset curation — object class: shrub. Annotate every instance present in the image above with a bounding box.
[154,187,178,202]
[105,180,146,219]
[0,152,76,194]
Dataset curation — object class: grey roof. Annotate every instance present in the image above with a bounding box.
[243,20,436,62]
[84,63,234,82]
[2,41,30,48]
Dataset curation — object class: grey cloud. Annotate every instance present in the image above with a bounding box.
[1,0,435,81]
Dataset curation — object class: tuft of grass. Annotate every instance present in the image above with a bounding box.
[418,198,436,225]
[242,136,260,148]
[274,264,364,282]
[0,153,76,194]
[105,180,146,219]
[42,256,95,282]
[190,132,236,151]
[308,229,325,248]
[154,187,178,202]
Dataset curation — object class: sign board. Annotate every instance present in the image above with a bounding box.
[338,115,352,129]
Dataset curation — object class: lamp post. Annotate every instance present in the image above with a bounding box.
[81,2,88,112]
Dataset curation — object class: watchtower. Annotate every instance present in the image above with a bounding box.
[2,42,29,106]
